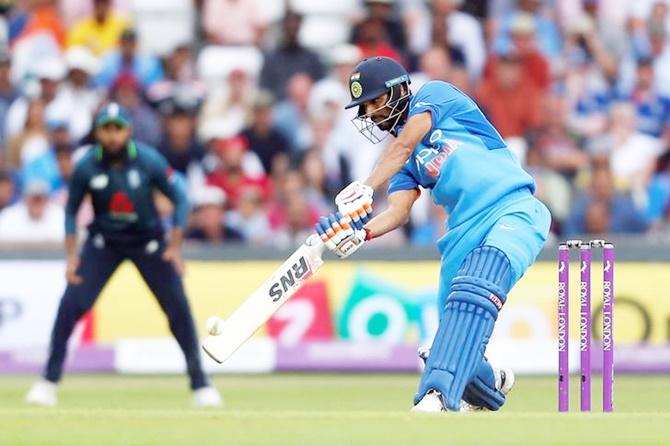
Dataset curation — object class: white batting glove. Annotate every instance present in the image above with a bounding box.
[315,212,371,259]
[335,181,373,230]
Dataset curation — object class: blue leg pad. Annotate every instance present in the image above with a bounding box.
[415,246,511,410]
[462,357,506,410]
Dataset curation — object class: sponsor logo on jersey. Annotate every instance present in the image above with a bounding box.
[109,191,138,221]
[268,256,312,302]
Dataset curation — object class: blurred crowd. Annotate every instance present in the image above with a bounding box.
[1,0,670,247]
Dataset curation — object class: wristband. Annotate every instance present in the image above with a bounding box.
[364,227,374,241]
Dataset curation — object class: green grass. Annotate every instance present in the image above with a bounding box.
[0,374,668,446]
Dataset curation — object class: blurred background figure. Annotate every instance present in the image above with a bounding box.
[259,11,324,100]
[564,156,648,236]
[0,178,64,242]
[66,0,130,57]
[202,0,266,46]
[185,185,242,243]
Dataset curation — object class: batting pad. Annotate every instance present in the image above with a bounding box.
[415,246,511,411]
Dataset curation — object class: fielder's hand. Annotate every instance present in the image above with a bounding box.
[335,181,373,230]
[315,212,371,259]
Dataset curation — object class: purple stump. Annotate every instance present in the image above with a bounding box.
[580,244,592,411]
[558,244,570,412]
[602,244,615,412]
[579,243,591,412]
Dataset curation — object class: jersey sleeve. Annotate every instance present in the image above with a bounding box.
[388,165,420,195]
[409,81,462,131]
[148,149,189,229]
[64,160,89,236]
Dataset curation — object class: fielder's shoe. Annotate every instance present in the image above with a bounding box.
[460,367,516,412]
[26,379,58,407]
[192,386,223,408]
[411,390,451,413]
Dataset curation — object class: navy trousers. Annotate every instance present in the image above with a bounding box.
[43,235,208,390]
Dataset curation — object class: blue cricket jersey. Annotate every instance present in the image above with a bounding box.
[388,81,536,229]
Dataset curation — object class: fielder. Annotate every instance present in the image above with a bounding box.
[315,57,551,412]
[26,103,222,408]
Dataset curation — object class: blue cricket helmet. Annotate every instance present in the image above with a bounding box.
[345,56,410,110]
[345,57,412,143]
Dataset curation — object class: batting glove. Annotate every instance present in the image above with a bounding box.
[315,212,372,259]
[335,181,373,230]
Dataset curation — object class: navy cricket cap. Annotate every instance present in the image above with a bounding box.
[95,102,131,128]
[345,56,410,109]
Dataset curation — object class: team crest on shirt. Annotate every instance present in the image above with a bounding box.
[127,169,141,189]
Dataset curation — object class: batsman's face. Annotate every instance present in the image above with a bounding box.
[363,93,393,130]
[95,123,132,155]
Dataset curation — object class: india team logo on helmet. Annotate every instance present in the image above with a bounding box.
[350,72,363,98]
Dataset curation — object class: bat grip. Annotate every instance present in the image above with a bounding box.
[306,234,323,248]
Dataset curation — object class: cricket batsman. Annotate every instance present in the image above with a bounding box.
[26,103,222,408]
[315,57,551,412]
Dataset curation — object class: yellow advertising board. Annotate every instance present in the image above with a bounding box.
[94,261,670,345]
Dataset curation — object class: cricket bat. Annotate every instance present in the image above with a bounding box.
[202,234,325,364]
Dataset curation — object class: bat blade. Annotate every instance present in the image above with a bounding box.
[202,235,325,364]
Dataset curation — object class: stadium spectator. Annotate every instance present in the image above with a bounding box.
[109,73,161,147]
[199,68,253,142]
[406,0,485,82]
[5,57,65,142]
[157,98,204,176]
[259,11,325,100]
[226,184,272,244]
[646,150,670,228]
[6,98,49,169]
[147,44,207,107]
[310,45,363,114]
[55,46,101,143]
[66,0,131,57]
[201,0,266,46]
[564,157,648,235]
[0,170,16,210]
[11,0,66,48]
[525,145,572,234]
[492,0,562,59]
[241,90,289,175]
[272,72,313,151]
[268,169,320,232]
[620,16,670,98]
[0,47,18,148]
[21,117,73,194]
[485,12,550,91]
[352,16,403,63]
[300,149,335,213]
[531,94,589,179]
[272,192,317,249]
[476,51,542,139]
[620,57,670,139]
[587,102,664,196]
[95,28,164,90]
[0,179,64,242]
[185,186,243,243]
[206,135,269,208]
[352,0,407,56]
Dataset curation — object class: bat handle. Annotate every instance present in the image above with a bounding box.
[306,234,323,248]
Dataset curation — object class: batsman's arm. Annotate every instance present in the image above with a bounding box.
[363,188,420,239]
[364,112,431,191]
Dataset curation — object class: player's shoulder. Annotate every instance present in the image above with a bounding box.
[412,80,464,104]
[71,145,97,175]
[133,141,168,166]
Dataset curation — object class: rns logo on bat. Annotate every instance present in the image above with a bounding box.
[268,257,312,302]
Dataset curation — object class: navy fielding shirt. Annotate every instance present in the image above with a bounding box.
[65,140,189,242]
